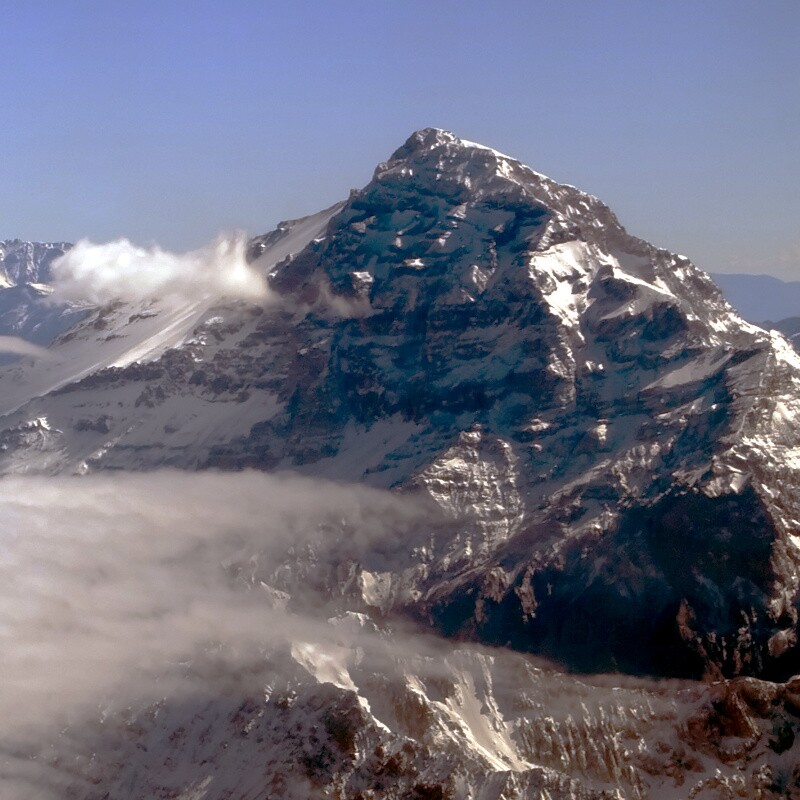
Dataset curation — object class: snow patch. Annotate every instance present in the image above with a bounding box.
[290,642,357,691]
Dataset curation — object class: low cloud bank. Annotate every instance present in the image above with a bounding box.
[0,472,433,734]
[0,470,682,800]
[49,233,268,305]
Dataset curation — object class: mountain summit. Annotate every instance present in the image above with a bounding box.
[2,131,800,681]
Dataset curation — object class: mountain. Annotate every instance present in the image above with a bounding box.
[0,238,70,285]
[20,623,800,800]
[0,239,86,351]
[5,129,800,798]
[4,129,800,682]
[711,271,800,327]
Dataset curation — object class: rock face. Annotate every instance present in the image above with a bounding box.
[223,129,800,682]
[2,130,800,682]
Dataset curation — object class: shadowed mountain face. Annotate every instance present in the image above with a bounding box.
[3,130,800,682]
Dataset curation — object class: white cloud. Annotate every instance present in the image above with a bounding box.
[49,233,268,305]
[0,469,452,797]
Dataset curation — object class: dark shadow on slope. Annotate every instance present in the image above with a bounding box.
[422,486,798,681]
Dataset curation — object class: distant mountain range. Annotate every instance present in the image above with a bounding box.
[712,271,800,333]
[0,239,86,352]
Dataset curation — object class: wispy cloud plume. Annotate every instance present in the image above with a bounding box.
[0,336,55,360]
[49,233,268,305]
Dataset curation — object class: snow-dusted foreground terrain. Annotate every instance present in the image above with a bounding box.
[3,130,800,797]
[1,472,798,800]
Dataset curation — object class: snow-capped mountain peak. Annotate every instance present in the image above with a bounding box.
[5,133,800,799]
[378,128,627,243]
[2,133,800,684]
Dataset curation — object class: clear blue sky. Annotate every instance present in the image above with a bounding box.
[2,0,798,277]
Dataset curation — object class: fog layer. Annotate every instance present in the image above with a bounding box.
[0,470,430,735]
